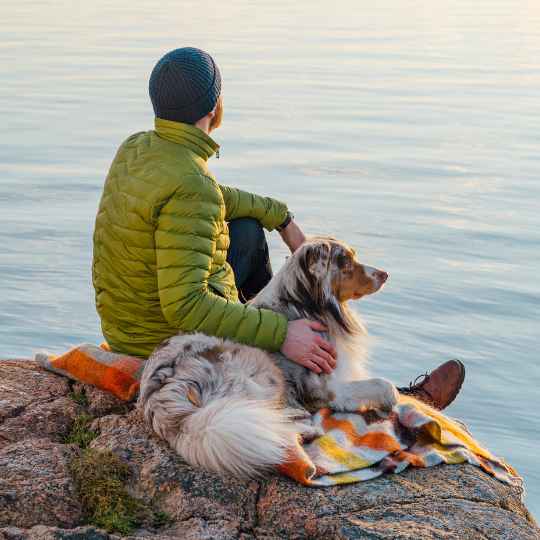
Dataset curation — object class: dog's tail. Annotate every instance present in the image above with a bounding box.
[173,396,296,478]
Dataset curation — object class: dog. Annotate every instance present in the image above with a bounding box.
[138,237,398,478]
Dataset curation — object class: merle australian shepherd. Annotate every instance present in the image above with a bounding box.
[138,237,398,477]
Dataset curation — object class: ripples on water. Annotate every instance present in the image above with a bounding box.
[1,0,539,517]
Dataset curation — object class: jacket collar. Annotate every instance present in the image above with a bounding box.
[154,117,220,161]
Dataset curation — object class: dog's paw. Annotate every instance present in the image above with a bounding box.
[296,422,324,443]
[370,378,399,411]
[330,378,400,413]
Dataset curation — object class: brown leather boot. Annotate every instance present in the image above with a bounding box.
[397,359,465,410]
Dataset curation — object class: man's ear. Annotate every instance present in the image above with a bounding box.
[209,96,223,131]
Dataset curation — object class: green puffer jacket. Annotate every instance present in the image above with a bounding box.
[92,118,289,358]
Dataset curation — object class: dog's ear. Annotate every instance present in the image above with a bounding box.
[137,342,177,411]
[304,241,331,279]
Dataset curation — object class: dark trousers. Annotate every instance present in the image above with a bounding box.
[227,218,273,303]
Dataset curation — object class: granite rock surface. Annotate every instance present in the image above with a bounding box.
[0,360,538,540]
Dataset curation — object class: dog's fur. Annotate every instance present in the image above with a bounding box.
[138,237,398,478]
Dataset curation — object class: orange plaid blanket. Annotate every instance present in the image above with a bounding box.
[36,343,143,401]
[278,396,521,487]
[36,344,521,487]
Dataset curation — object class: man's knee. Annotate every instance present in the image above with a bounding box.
[227,218,272,300]
[228,218,266,251]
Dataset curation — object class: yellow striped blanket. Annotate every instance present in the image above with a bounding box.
[278,396,520,487]
[37,344,521,487]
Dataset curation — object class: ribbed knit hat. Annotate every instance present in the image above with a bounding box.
[149,47,222,124]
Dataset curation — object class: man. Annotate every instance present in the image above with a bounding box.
[92,47,464,410]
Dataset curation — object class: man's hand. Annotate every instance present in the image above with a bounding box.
[279,220,306,253]
[281,319,337,374]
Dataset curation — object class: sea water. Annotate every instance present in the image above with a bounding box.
[1,0,539,517]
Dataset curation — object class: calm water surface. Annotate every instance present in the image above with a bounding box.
[2,0,539,517]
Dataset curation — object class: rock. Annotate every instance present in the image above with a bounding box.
[0,361,81,449]
[0,439,83,529]
[0,359,538,539]
[0,525,117,539]
[72,383,131,418]
[90,411,259,539]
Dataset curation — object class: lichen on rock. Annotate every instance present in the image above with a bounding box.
[69,448,149,534]
[0,359,538,539]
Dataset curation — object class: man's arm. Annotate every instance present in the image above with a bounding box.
[155,175,288,351]
[219,184,288,230]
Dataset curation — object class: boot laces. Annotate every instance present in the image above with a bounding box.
[405,372,437,407]
[408,372,430,390]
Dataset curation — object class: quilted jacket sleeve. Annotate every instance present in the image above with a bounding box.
[219,184,288,231]
[155,174,288,351]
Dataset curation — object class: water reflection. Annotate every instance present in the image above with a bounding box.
[1,0,539,518]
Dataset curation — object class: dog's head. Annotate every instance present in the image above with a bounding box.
[277,237,388,333]
[304,237,388,301]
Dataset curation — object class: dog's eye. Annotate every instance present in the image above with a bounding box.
[336,254,348,269]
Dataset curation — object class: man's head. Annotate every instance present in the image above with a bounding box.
[149,47,222,130]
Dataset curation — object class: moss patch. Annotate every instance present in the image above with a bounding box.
[68,388,89,407]
[70,449,171,534]
[63,413,97,449]
[70,449,147,534]
[152,509,174,528]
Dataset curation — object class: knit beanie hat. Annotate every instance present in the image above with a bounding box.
[149,47,222,124]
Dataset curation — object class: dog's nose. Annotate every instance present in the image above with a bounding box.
[375,270,388,282]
